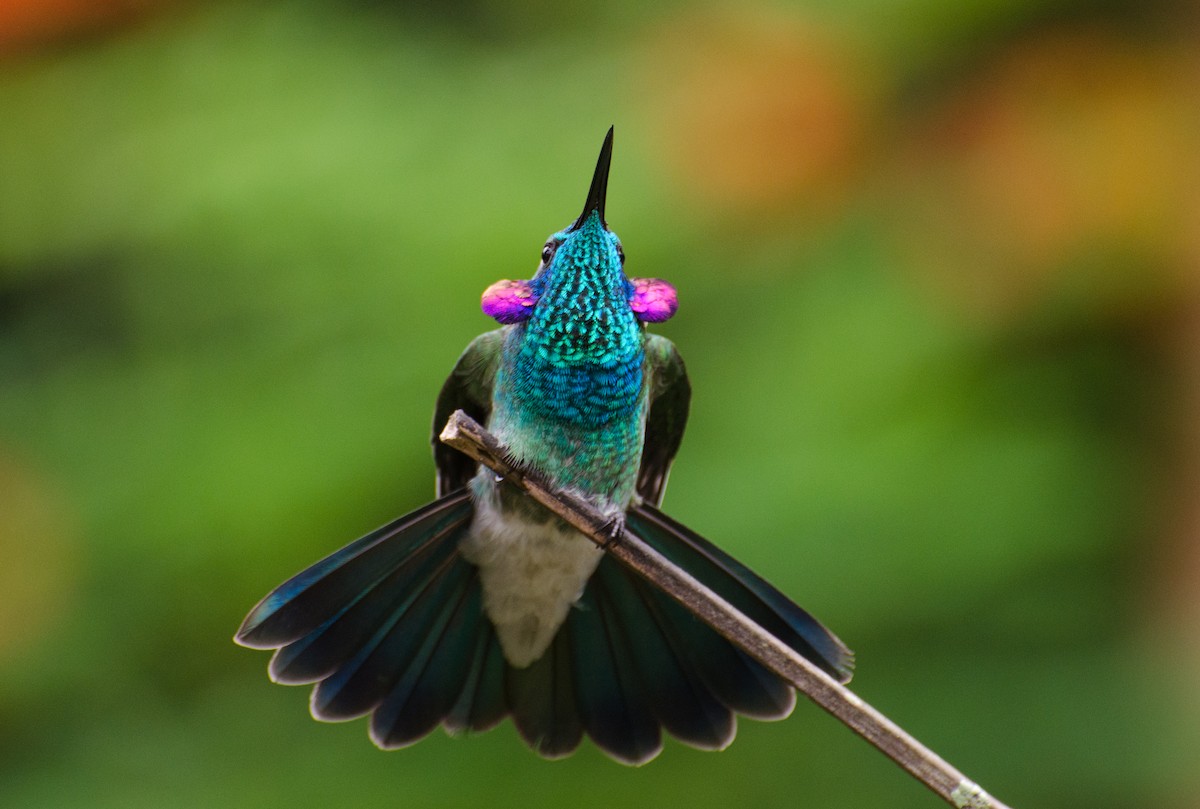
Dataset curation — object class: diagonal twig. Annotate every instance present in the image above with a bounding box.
[439,409,1011,809]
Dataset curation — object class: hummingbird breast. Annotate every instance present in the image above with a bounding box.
[494,278,647,505]
[465,264,648,668]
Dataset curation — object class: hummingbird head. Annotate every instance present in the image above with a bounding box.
[481,127,677,326]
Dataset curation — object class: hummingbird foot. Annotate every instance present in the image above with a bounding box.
[598,512,626,549]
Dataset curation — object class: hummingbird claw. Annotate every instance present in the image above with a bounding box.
[599,514,626,550]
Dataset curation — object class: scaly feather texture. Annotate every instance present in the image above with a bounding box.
[236,128,852,765]
[495,210,645,504]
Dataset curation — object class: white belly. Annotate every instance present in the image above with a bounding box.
[459,498,603,667]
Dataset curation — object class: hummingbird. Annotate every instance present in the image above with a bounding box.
[235,128,853,765]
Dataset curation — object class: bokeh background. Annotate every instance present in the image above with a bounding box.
[2,1,1198,806]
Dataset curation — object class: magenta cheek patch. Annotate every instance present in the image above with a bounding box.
[629,278,678,322]
[482,279,539,323]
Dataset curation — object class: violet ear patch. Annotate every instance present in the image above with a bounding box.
[482,279,538,323]
[629,278,677,322]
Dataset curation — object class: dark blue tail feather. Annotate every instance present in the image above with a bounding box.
[632,566,796,720]
[506,627,584,759]
[236,493,852,764]
[626,504,854,683]
[444,622,506,734]
[268,528,463,686]
[597,560,735,749]
[569,568,662,764]
[237,492,474,649]
[312,551,465,721]
[369,562,481,747]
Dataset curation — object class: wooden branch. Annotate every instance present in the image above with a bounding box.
[440,409,1011,809]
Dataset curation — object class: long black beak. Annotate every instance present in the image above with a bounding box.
[568,126,613,231]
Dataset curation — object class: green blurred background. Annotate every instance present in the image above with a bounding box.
[2,1,1198,806]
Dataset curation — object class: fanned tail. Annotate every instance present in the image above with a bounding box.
[626,504,855,684]
[544,503,852,763]
[235,495,851,765]
[235,491,493,748]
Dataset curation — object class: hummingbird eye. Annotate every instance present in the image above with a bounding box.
[540,242,556,265]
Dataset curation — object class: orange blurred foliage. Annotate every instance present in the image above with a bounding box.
[635,9,872,223]
[0,0,165,53]
[892,29,1200,322]
[0,453,78,666]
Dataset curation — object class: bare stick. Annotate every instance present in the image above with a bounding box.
[440,409,1010,809]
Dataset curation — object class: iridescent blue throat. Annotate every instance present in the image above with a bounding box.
[492,212,646,503]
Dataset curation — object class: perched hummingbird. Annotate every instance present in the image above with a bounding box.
[235,128,852,765]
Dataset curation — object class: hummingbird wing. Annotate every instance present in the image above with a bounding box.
[637,334,691,506]
[431,329,505,496]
